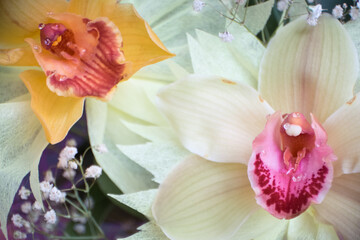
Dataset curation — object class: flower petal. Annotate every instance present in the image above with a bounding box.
[0,0,68,47]
[152,155,258,240]
[259,14,358,123]
[20,70,84,144]
[67,0,115,19]
[157,74,274,164]
[108,3,174,76]
[230,209,288,240]
[248,112,335,219]
[323,94,360,176]
[313,173,360,240]
[0,47,38,66]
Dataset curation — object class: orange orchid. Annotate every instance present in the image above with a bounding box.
[0,0,173,144]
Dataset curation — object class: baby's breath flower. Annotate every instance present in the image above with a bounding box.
[20,202,32,214]
[94,143,108,153]
[307,4,322,26]
[343,3,348,9]
[44,209,57,224]
[18,186,31,200]
[332,5,343,19]
[84,197,94,209]
[85,165,102,179]
[68,160,78,170]
[23,220,32,233]
[11,214,24,228]
[60,192,67,203]
[193,0,205,12]
[49,187,62,203]
[277,0,289,12]
[13,231,27,239]
[44,170,55,183]
[73,223,86,234]
[57,146,78,169]
[66,138,77,147]
[219,31,234,42]
[39,181,53,199]
[32,201,42,211]
[350,6,360,20]
[72,212,87,224]
[62,168,76,181]
[307,0,314,3]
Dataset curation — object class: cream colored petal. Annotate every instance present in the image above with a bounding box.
[259,14,358,123]
[313,173,360,240]
[230,209,288,240]
[287,210,338,240]
[152,156,258,240]
[157,74,274,164]
[323,94,360,176]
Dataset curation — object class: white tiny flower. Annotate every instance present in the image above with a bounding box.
[73,223,86,234]
[62,168,76,181]
[193,0,205,12]
[13,231,27,239]
[44,209,57,224]
[350,7,360,20]
[44,170,55,183]
[18,186,31,200]
[343,3,348,9]
[21,202,32,214]
[32,201,42,211]
[39,181,53,199]
[12,214,24,228]
[85,165,102,179]
[68,160,78,170]
[84,197,94,209]
[94,144,108,153]
[23,220,32,233]
[60,192,67,204]
[66,138,77,147]
[219,31,234,42]
[72,212,87,224]
[332,5,343,19]
[57,146,77,169]
[357,1,360,9]
[307,0,314,3]
[277,0,289,12]
[49,187,62,203]
[307,4,322,26]
[236,0,246,5]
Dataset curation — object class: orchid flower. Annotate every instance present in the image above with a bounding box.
[153,14,360,239]
[0,0,173,144]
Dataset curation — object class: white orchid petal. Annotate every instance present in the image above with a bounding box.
[152,156,258,240]
[323,94,360,176]
[313,173,360,240]
[259,14,358,123]
[157,74,274,164]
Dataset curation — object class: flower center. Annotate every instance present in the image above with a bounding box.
[26,13,128,99]
[247,112,336,219]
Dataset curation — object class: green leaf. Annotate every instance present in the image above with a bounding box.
[0,101,47,238]
[120,222,169,240]
[344,19,360,93]
[238,0,275,35]
[86,98,157,193]
[109,189,157,219]
[118,142,190,184]
[289,0,308,22]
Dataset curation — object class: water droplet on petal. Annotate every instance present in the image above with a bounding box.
[51,24,60,30]
[33,45,41,53]
[283,123,290,130]
[47,11,53,16]
[59,76,67,81]
[44,38,51,46]
[260,150,266,158]
[38,23,45,30]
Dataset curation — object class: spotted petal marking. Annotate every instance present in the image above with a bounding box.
[247,112,335,219]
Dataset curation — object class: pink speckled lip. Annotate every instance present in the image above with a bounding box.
[248,112,336,219]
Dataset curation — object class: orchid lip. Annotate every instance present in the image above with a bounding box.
[248,111,336,219]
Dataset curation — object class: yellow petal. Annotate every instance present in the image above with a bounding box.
[20,70,84,144]
[0,0,68,47]
[0,47,38,66]
[259,14,358,123]
[67,0,116,19]
[109,3,174,76]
